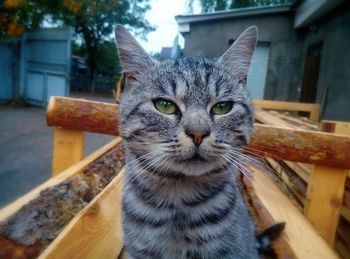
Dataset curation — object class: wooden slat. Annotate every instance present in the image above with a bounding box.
[253,99,320,121]
[47,96,119,136]
[250,167,339,259]
[39,170,125,259]
[0,138,122,222]
[52,128,84,176]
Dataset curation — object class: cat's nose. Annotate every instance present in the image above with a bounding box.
[185,129,210,146]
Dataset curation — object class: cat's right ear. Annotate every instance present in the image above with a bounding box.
[115,24,156,80]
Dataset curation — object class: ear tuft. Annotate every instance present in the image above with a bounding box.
[115,24,156,77]
[218,26,258,82]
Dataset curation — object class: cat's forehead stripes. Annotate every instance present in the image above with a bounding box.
[157,57,237,106]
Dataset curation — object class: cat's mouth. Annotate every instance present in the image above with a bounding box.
[190,152,206,161]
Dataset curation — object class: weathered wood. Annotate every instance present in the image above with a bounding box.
[249,124,350,169]
[250,166,339,259]
[0,138,122,222]
[305,121,350,245]
[253,99,320,121]
[47,96,119,136]
[306,165,347,245]
[48,97,350,169]
[52,128,84,176]
[39,170,124,259]
[0,138,123,258]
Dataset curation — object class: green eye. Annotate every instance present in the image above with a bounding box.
[154,99,177,114]
[211,101,233,115]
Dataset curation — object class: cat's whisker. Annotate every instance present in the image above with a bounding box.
[140,155,171,192]
[228,148,268,171]
[244,146,286,161]
[124,151,165,186]
[221,153,253,180]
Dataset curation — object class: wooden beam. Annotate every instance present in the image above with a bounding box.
[47,96,119,136]
[250,167,339,259]
[305,121,350,245]
[0,138,122,222]
[253,99,320,121]
[249,124,350,169]
[39,170,125,259]
[47,97,350,169]
[52,128,84,176]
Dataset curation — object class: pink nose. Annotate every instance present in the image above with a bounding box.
[188,131,209,146]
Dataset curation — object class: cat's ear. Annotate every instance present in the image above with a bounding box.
[217,26,258,84]
[115,24,156,79]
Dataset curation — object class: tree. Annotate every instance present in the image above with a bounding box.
[51,0,154,89]
[0,0,154,89]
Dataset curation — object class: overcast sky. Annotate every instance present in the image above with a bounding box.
[135,0,199,54]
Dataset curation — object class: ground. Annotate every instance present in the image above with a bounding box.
[0,93,116,208]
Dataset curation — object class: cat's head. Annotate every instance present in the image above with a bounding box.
[115,25,257,176]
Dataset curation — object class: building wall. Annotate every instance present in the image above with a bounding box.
[298,4,350,121]
[182,13,303,101]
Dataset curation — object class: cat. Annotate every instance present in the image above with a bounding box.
[115,24,283,259]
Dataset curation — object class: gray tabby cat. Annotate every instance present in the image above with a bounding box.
[115,25,279,259]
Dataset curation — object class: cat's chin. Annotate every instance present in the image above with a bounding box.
[164,158,224,177]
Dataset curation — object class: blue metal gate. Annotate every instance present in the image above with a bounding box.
[0,41,14,102]
[20,28,71,106]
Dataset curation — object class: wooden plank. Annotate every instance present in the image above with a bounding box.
[265,159,306,208]
[250,167,339,259]
[249,124,350,169]
[305,121,350,245]
[283,161,310,183]
[52,128,84,176]
[0,138,122,222]
[39,170,125,259]
[253,99,320,121]
[305,165,347,245]
[255,109,297,128]
[47,96,119,136]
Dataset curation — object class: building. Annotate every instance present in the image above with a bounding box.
[175,0,350,121]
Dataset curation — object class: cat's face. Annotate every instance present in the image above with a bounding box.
[115,25,257,176]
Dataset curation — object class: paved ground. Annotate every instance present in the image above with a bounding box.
[0,93,116,208]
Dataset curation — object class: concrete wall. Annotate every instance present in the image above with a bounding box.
[297,4,350,121]
[182,12,303,101]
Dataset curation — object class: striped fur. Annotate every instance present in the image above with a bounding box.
[115,25,260,258]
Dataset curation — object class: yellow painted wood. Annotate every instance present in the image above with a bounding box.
[52,128,85,176]
[39,169,125,259]
[253,99,320,121]
[305,121,350,246]
[250,167,339,259]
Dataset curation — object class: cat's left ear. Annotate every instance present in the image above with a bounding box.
[115,24,157,79]
[217,26,258,85]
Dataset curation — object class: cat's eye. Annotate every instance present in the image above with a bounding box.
[211,101,233,115]
[154,99,177,114]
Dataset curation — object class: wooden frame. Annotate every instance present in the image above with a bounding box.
[1,97,347,258]
[253,99,320,122]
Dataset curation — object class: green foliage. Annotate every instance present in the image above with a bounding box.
[0,0,154,86]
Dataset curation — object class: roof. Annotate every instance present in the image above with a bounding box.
[175,5,292,31]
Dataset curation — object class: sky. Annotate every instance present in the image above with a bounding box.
[135,0,199,54]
